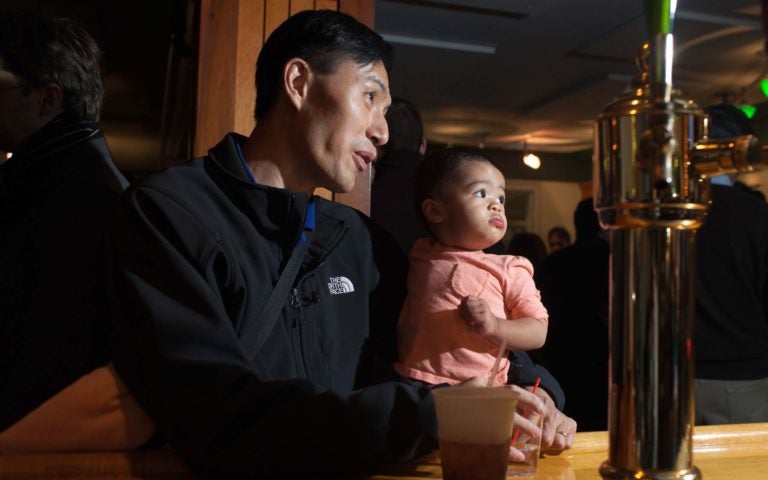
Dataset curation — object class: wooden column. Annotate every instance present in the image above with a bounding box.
[194,0,377,213]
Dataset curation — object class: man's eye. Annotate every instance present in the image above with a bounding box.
[366,92,375,102]
[473,190,487,198]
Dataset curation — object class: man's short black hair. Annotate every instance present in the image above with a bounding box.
[548,226,571,243]
[383,97,423,154]
[574,197,600,240]
[0,10,103,121]
[255,9,393,119]
[413,146,494,231]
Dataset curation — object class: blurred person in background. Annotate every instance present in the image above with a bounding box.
[547,226,571,253]
[533,198,609,431]
[507,231,548,270]
[693,104,768,424]
[371,97,428,255]
[0,9,153,452]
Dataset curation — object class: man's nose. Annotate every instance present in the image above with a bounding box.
[368,112,389,147]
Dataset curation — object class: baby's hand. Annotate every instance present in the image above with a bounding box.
[459,296,498,337]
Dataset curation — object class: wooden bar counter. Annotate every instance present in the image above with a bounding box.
[371,423,768,480]
[0,423,765,479]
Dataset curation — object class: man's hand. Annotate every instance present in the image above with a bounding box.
[451,379,547,462]
[504,385,546,462]
[459,296,500,337]
[531,388,577,453]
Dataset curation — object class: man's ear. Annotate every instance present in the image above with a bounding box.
[38,83,64,117]
[284,58,311,111]
[422,198,445,224]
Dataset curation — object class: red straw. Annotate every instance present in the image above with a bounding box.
[511,376,541,444]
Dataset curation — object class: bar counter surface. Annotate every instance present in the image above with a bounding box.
[0,423,765,479]
[372,423,768,480]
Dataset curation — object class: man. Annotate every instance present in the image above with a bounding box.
[110,11,571,478]
[693,104,768,424]
[534,198,609,431]
[547,226,571,253]
[371,97,428,255]
[0,10,153,451]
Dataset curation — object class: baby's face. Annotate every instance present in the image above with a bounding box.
[434,160,507,250]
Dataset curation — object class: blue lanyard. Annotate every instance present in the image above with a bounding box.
[300,202,316,245]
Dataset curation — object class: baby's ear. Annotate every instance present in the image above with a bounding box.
[422,198,445,224]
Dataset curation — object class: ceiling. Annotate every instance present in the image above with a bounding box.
[6,1,765,167]
[375,0,767,153]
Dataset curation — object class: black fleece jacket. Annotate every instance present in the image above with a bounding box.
[0,115,127,430]
[695,184,768,380]
[110,134,438,478]
[110,134,564,478]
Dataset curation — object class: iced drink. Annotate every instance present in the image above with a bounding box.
[432,387,519,480]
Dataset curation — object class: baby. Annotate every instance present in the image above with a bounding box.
[395,147,548,386]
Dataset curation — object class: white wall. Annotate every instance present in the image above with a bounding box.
[505,179,582,245]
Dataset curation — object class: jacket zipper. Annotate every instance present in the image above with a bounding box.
[292,219,350,381]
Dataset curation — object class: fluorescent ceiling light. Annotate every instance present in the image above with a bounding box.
[381,33,496,54]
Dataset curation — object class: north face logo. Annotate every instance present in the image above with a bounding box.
[328,276,355,294]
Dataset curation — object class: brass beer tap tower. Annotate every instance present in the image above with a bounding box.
[594,1,763,479]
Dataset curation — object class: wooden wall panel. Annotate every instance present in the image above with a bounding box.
[234,1,264,137]
[265,0,291,41]
[340,0,374,27]
[195,0,377,213]
[290,0,315,15]
[315,0,339,11]
[195,0,239,156]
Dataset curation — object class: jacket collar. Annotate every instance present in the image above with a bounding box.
[0,114,102,185]
[204,133,350,265]
[205,133,309,251]
[0,115,120,229]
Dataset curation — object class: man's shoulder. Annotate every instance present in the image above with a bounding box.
[135,157,207,186]
[316,196,368,223]
[709,184,768,226]
[317,198,406,262]
[316,198,377,244]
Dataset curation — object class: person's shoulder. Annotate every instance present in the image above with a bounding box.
[712,184,768,218]
[139,157,207,186]
[316,195,360,217]
[316,198,408,267]
[128,158,210,201]
[316,197,390,242]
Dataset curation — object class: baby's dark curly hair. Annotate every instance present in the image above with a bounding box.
[412,147,495,232]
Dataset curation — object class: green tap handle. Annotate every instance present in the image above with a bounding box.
[644,0,675,36]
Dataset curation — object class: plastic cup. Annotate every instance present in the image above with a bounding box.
[507,412,543,477]
[433,387,519,480]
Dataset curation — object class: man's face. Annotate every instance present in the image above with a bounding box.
[0,59,45,152]
[548,233,569,252]
[298,59,391,193]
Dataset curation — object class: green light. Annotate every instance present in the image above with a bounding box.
[737,104,757,119]
[760,78,768,98]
